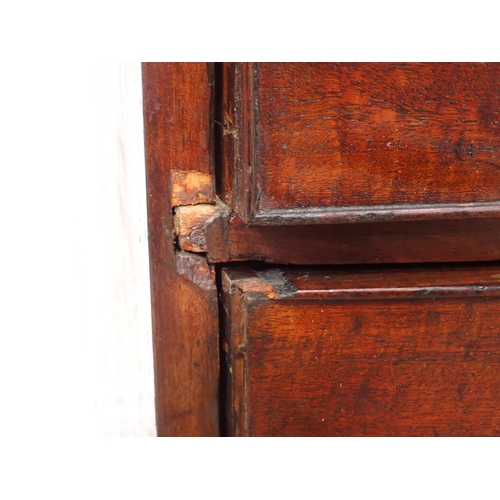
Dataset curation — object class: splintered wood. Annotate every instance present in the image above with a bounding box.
[174,202,230,254]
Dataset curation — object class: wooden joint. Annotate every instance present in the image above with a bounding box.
[174,199,231,253]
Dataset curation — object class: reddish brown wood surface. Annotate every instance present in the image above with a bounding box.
[173,201,500,265]
[207,208,500,265]
[144,62,500,437]
[222,265,500,436]
[219,63,500,225]
[143,63,219,436]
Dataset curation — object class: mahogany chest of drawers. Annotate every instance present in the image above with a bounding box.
[143,63,500,436]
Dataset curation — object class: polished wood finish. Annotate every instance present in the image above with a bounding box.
[219,63,500,225]
[142,63,219,436]
[222,265,500,436]
[144,62,500,437]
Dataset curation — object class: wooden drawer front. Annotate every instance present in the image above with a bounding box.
[222,265,500,436]
[219,63,500,225]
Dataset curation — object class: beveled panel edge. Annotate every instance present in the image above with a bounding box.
[217,62,256,223]
[250,201,500,226]
[240,63,500,226]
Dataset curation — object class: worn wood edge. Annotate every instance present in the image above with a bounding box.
[222,265,500,301]
[236,62,255,223]
[221,267,297,301]
[175,250,217,291]
[221,268,253,436]
[220,267,304,436]
[143,63,219,436]
[250,201,500,226]
[174,199,231,253]
[218,63,255,223]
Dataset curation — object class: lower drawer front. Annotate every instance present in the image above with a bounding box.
[221,265,500,436]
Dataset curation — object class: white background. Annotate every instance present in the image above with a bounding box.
[0,62,155,437]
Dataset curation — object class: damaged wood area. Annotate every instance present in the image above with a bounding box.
[175,250,217,291]
[173,200,500,265]
[221,267,299,301]
[173,201,230,253]
[171,171,214,207]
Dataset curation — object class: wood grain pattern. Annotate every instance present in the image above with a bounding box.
[142,63,219,436]
[219,63,500,225]
[222,264,500,436]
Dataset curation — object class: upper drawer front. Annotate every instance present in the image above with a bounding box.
[218,63,500,225]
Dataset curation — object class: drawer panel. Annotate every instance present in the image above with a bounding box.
[218,63,500,225]
[221,264,500,436]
